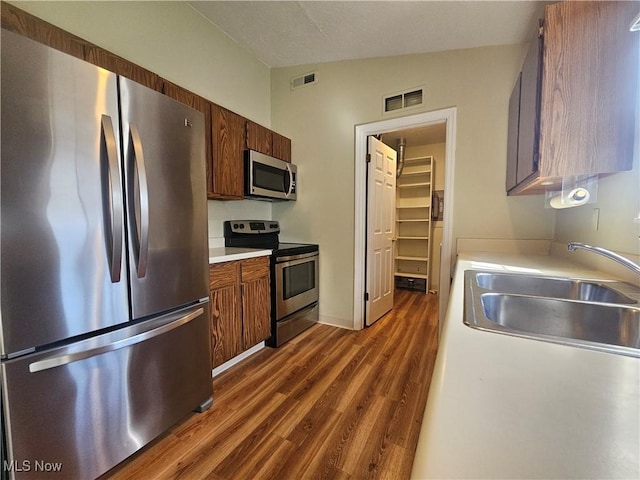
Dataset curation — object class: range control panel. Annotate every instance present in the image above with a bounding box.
[227,220,280,234]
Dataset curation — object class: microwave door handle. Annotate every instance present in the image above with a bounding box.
[285,163,294,198]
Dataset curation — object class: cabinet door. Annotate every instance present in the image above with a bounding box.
[539,1,638,177]
[506,73,521,192]
[246,120,272,155]
[209,262,242,367]
[516,33,542,185]
[240,257,271,349]
[211,104,246,199]
[272,132,292,162]
[163,81,213,197]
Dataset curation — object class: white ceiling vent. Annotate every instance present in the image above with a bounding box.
[383,87,424,113]
[291,72,318,90]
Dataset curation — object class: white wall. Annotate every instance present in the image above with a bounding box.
[552,112,640,274]
[271,45,556,327]
[207,200,271,247]
[553,45,640,273]
[10,1,271,122]
[554,165,640,255]
[10,1,274,241]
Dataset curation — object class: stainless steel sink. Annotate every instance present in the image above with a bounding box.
[474,272,637,304]
[464,270,640,357]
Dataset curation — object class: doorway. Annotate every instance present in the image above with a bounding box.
[354,108,457,331]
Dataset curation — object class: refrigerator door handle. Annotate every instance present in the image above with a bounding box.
[101,114,124,283]
[28,307,204,373]
[128,123,150,278]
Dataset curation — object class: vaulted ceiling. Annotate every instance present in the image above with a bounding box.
[190,1,548,68]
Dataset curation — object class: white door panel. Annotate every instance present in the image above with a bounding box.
[366,137,396,326]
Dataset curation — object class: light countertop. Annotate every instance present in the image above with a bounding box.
[208,247,272,264]
[411,252,640,479]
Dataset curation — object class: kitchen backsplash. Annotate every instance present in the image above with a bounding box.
[207,199,271,247]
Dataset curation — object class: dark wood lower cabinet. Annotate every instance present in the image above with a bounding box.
[209,256,271,368]
[209,261,242,367]
[241,257,271,349]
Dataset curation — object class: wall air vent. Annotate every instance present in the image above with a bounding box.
[291,71,318,90]
[383,87,424,113]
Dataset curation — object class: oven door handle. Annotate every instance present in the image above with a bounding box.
[276,251,318,263]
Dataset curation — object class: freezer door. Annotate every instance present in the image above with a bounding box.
[1,303,212,480]
[0,30,129,357]
[120,78,209,319]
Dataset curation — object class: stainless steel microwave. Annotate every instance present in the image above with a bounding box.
[245,150,297,201]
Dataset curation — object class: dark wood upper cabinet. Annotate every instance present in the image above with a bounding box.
[2,2,162,92]
[539,1,637,177]
[507,1,638,195]
[211,104,246,199]
[506,73,522,192]
[3,2,294,201]
[515,32,542,187]
[272,132,292,163]
[84,46,162,92]
[246,120,273,156]
[246,121,292,163]
[1,2,86,59]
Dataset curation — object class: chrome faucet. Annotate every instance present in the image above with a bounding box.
[567,242,640,276]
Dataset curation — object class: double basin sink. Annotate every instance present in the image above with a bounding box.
[464,270,640,357]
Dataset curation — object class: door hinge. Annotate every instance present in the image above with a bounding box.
[365,292,369,301]
[538,19,544,38]
[366,154,371,163]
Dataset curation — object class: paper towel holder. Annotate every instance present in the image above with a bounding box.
[545,175,598,209]
[549,187,590,209]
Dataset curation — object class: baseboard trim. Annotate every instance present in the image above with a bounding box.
[211,342,265,378]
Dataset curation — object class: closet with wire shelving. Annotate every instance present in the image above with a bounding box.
[395,155,433,292]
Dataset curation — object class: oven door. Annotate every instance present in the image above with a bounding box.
[246,150,297,201]
[275,252,319,320]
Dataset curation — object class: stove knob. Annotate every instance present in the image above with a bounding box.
[233,223,239,229]
[239,224,245,229]
[270,223,278,229]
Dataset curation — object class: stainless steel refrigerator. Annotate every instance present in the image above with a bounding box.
[1,29,212,479]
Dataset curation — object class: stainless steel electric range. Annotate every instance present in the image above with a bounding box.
[224,220,319,347]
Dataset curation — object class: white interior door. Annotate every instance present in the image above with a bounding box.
[365,136,396,326]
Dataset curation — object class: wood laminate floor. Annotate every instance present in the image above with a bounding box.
[105,289,439,480]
